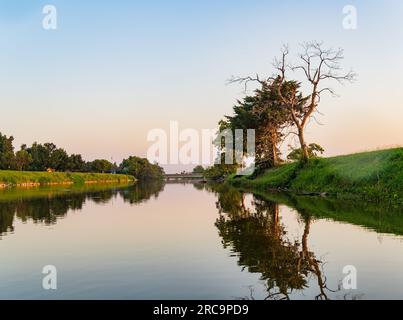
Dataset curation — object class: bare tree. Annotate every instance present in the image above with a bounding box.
[230,41,356,163]
[275,41,357,161]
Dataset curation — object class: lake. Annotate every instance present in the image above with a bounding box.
[0,181,403,300]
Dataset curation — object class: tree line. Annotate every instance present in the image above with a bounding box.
[0,133,164,180]
[207,41,355,178]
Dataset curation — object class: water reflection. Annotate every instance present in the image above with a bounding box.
[0,181,402,299]
[204,183,403,300]
[0,181,164,238]
[207,184,333,300]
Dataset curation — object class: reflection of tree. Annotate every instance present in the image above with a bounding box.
[284,194,333,299]
[299,216,331,300]
[212,184,332,300]
[0,182,164,237]
[120,180,164,204]
[0,203,16,234]
[15,194,86,225]
[214,184,251,219]
[192,182,206,191]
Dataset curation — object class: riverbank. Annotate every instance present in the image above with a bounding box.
[0,170,135,188]
[228,148,403,205]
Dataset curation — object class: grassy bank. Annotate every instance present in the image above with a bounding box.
[228,148,403,204]
[0,170,135,188]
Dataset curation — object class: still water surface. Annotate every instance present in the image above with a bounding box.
[0,182,403,300]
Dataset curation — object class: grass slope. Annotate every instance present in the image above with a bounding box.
[0,170,135,187]
[229,148,403,204]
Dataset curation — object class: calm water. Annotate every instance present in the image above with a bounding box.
[1,181,403,300]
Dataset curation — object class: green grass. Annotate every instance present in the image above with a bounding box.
[228,148,403,204]
[0,170,135,187]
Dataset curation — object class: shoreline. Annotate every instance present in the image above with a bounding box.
[226,148,403,205]
[0,171,135,189]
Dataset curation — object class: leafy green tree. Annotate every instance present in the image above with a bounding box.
[88,159,114,173]
[217,95,258,169]
[26,142,51,171]
[0,132,15,170]
[192,165,205,174]
[287,143,324,161]
[203,163,237,181]
[119,156,164,181]
[1,133,166,178]
[66,154,86,172]
[15,147,33,171]
[219,80,293,172]
[49,148,69,171]
[25,142,67,171]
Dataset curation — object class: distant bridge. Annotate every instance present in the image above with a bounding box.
[164,173,205,181]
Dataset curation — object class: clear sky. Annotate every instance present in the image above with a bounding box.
[1,0,402,172]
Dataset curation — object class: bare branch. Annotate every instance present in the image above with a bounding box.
[273,44,289,81]
[294,41,357,87]
[227,74,265,92]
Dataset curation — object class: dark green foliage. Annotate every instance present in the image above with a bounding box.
[25,142,82,172]
[287,143,324,161]
[88,159,114,173]
[66,154,86,172]
[217,81,293,171]
[192,165,205,174]
[49,148,69,171]
[0,133,164,180]
[204,163,237,181]
[26,142,53,171]
[207,82,297,180]
[119,156,164,181]
[14,148,32,171]
[0,133,15,170]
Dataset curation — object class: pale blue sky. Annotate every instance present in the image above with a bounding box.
[1,1,402,171]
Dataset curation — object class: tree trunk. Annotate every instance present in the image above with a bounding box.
[270,129,279,167]
[272,140,279,167]
[298,127,309,162]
